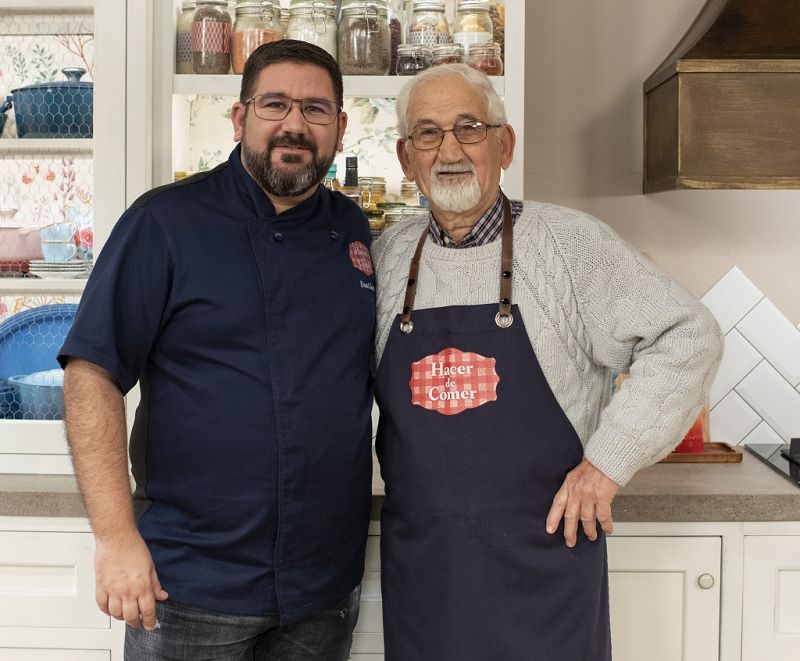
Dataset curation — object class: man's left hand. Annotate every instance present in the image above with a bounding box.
[546,458,619,547]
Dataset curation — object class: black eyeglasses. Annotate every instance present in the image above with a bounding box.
[245,93,341,125]
[407,121,503,150]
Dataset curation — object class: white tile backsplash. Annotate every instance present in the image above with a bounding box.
[701,266,763,334]
[735,362,800,441]
[703,268,800,445]
[737,299,800,387]
[708,331,762,408]
[742,421,785,446]
[710,391,761,444]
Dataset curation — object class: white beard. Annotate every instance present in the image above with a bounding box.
[428,164,481,212]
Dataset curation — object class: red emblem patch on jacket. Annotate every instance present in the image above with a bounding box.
[349,241,373,276]
[409,347,500,415]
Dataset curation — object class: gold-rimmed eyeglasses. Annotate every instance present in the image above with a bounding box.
[245,93,340,125]
[407,121,503,150]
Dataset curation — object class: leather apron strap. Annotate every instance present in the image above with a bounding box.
[399,194,514,334]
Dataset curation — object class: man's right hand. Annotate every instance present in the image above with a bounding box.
[94,530,168,631]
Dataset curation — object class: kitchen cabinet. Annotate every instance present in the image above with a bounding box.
[0,0,127,474]
[0,516,123,660]
[742,535,800,660]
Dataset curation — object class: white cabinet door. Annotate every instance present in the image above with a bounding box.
[0,531,107,629]
[742,536,800,661]
[607,536,721,661]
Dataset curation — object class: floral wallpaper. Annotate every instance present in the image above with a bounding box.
[182,95,404,197]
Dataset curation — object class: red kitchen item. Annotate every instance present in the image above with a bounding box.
[675,408,707,453]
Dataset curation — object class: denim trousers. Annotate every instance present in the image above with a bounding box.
[124,586,360,661]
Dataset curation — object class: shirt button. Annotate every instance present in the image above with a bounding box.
[273,232,283,242]
[329,230,339,240]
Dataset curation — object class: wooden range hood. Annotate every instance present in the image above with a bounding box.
[643,0,800,193]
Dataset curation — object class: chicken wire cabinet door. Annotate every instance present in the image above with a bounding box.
[607,536,721,661]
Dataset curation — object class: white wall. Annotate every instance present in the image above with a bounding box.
[522,0,800,322]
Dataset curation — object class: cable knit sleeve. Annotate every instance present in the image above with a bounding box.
[543,209,723,485]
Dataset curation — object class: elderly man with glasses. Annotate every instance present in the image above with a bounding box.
[60,40,373,660]
[371,64,722,661]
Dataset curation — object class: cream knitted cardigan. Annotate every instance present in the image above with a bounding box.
[372,201,723,486]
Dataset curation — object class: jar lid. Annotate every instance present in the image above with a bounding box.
[468,43,501,55]
[181,1,197,9]
[289,2,334,14]
[397,44,428,55]
[456,0,491,11]
[431,43,463,55]
[340,0,389,9]
[197,0,228,5]
[412,1,446,11]
[236,1,274,12]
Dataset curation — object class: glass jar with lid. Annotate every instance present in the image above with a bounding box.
[287,2,338,61]
[358,176,387,212]
[453,0,493,62]
[395,44,429,76]
[192,0,233,74]
[430,43,463,66]
[399,177,421,205]
[232,1,282,74]
[408,0,450,50]
[467,42,503,75]
[176,1,197,74]
[338,1,392,75]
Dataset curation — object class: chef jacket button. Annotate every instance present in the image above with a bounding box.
[273,232,284,242]
[329,230,339,240]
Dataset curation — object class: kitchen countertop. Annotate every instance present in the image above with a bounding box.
[1,452,799,522]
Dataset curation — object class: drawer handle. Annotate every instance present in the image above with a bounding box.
[697,573,715,589]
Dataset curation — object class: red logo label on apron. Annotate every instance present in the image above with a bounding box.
[349,241,374,276]
[409,347,500,415]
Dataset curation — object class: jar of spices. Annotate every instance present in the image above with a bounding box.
[232,1,282,74]
[339,1,392,75]
[430,43,463,66]
[176,1,197,74]
[453,0,493,62]
[358,176,387,211]
[192,0,233,74]
[408,0,450,50]
[395,44,429,75]
[287,2,338,62]
[399,177,421,205]
[467,42,503,75]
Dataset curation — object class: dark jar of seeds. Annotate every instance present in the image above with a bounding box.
[191,0,232,74]
[339,1,392,75]
[396,44,430,75]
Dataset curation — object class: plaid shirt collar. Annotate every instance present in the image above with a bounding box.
[427,190,522,248]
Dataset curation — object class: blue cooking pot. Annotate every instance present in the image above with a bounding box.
[0,67,93,138]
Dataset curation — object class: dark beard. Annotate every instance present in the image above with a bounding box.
[241,129,337,198]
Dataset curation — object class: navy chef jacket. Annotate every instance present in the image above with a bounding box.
[59,145,375,622]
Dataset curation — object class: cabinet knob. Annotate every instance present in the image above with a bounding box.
[697,573,715,589]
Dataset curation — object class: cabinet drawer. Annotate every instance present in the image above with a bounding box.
[0,531,107,629]
[0,651,109,661]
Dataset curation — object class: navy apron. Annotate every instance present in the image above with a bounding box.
[374,196,611,661]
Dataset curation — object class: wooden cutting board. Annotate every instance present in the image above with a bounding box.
[659,442,743,463]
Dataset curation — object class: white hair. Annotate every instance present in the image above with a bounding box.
[395,63,508,139]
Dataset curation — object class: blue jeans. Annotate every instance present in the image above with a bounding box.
[124,587,360,661]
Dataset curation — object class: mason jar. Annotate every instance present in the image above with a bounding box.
[408,0,449,50]
[466,42,503,75]
[453,0,493,62]
[430,42,463,66]
[176,1,197,74]
[287,2,338,61]
[338,1,391,75]
[192,0,232,74]
[395,44,429,75]
[358,176,387,212]
[232,1,282,74]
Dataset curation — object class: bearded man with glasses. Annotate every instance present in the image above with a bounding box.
[60,40,373,660]
[371,64,722,661]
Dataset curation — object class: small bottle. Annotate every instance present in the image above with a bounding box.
[340,156,361,206]
[323,163,338,190]
[176,0,197,74]
[192,0,232,74]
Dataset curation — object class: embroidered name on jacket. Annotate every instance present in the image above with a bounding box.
[409,348,499,415]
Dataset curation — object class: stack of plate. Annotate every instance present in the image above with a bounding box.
[28,259,92,279]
